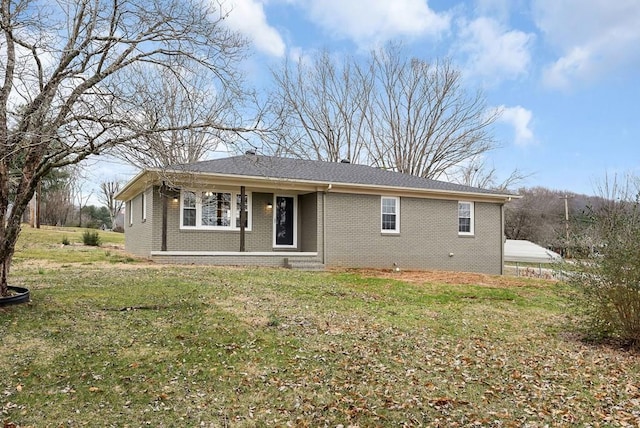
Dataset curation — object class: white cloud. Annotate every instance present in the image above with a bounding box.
[457,17,534,83]
[299,0,450,48]
[474,0,513,21]
[542,47,591,89]
[533,0,640,89]
[221,0,286,57]
[287,46,314,66]
[496,105,534,146]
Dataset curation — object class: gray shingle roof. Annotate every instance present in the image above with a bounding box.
[169,154,509,196]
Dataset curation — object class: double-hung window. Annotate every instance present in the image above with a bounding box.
[182,191,197,227]
[181,190,252,230]
[381,196,400,233]
[458,201,474,235]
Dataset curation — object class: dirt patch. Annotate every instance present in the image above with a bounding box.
[333,268,554,288]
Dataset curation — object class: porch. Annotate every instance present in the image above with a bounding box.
[149,186,325,269]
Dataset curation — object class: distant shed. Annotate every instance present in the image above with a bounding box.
[504,239,562,264]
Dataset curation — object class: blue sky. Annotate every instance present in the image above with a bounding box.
[90,0,640,198]
[223,0,640,196]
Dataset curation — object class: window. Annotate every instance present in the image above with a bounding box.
[458,201,474,235]
[182,191,196,227]
[381,196,400,233]
[141,192,147,221]
[180,190,252,230]
[202,192,231,226]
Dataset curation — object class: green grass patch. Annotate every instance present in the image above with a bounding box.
[12,225,132,265]
[16,225,125,246]
[1,227,639,426]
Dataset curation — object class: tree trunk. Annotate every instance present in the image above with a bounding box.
[0,257,9,296]
[0,207,27,296]
[0,161,41,296]
[36,181,41,229]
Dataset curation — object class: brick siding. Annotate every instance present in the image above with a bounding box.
[124,187,502,274]
[324,193,503,274]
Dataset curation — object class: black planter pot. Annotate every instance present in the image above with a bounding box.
[0,286,30,307]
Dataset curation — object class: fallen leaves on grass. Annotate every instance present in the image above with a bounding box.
[349,267,550,287]
[2,266,640,426]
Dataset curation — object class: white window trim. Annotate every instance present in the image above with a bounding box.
[273,194,298,249]
[458,201,475,236]
[381,196,400,234]
[128,200,133,226]
[141,192,147,222]
[179,189,252,231]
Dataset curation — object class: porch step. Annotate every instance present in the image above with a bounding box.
[284,257,325,271]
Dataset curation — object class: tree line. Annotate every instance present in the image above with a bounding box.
[505,186,612,255]
[28,167,122,231]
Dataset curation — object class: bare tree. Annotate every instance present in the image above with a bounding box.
[367,45,500,179]
[39,167,74,226]
[69,171,92,228]
[451,155,529,191]
[267,43,500,177]
[40,186,73,226]
[75,193,92,228]
[267,50,374,162]
[114,60,247,168]
[98,180,124,229]
[505,187,571,247]
[0,0,250,296]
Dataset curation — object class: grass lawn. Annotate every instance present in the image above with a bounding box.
[1,226,640,426]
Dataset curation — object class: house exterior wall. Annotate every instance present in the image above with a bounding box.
[124,186,502,274]
[324,193,503,274]
[124,187,154,257]
[299,192,318,253]
[160,191,274,252]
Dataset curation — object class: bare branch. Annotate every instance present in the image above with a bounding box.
[267,42,500,178]
[98,179,124,228]
[0,0,251,294]
[267,50,374,163]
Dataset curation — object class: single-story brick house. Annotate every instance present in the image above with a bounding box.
[116,153,516,274]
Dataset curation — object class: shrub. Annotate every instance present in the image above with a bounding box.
[61,236,70,246]
[568,176,640,347]
[82,230,101,247]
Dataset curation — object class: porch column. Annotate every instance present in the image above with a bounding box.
[161,183,168,251]
[239,185,246,252]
